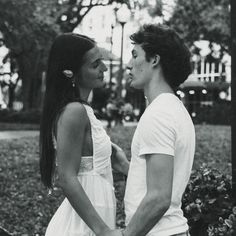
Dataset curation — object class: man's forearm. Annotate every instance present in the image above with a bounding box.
[123,193,170,236]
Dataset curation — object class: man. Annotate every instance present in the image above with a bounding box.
[106,24,195,236]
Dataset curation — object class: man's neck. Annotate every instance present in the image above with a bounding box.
[144,74,174,104]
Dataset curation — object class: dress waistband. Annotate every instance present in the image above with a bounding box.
[79,156,93,173]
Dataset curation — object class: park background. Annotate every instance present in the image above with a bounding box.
[0,0,235,235]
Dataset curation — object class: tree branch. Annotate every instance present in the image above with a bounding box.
[82,3,110,7]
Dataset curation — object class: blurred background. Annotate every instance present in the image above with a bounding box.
[0,0,231,126]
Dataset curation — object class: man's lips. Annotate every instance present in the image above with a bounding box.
[127,74,133,83]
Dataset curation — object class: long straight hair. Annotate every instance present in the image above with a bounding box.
[40,33,95,189]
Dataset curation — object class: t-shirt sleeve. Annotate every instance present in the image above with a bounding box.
[138,111,176,158]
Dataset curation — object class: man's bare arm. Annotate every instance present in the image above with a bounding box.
[123,153,174,236]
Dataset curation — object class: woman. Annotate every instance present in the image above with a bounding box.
[40,33,129,236]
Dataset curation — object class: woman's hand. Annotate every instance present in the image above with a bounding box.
[111,143,129,176]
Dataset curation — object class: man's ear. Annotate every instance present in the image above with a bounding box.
[152,55,160,67]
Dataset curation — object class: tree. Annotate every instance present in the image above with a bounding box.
[0,0,132,110]
[57,0,131,32]
[167,0,230,52]
[0,0,61,110]
[141,0,165,18]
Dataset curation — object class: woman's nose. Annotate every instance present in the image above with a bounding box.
[102,62,107,71]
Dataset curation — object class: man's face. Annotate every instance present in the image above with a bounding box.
[127,44,152,89]
[79,46,107,89]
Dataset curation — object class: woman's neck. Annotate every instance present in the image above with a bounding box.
[79,88,92,102]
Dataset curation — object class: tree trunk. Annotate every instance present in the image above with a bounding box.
[18,55,32,110]
[8,84,15,109]
[18,52,41,111]
[31,51,43,109]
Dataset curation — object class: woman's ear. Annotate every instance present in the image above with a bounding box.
[152,55,160,67]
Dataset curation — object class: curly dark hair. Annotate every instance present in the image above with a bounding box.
[130,24,192,89]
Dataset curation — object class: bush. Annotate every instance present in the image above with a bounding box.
[182,164,235,236]
[0,109,41,124]
[207,207,236,236]
[193,101,231,125]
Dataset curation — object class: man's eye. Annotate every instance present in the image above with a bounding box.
[93,62,99,68]
[132,54,137,58]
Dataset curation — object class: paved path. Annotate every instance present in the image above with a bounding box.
[0,130,39,140]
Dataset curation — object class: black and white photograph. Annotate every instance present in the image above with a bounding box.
[0,0,235,235]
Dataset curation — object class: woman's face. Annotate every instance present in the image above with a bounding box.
[79,46,107,89]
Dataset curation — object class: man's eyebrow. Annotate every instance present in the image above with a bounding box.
[91,57,103,64]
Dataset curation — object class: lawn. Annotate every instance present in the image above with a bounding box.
[0,123,39,131]
[0,124,231,235]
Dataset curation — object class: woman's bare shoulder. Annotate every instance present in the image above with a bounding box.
[58,102,89,128]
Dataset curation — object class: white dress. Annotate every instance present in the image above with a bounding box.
[45,104,116,236]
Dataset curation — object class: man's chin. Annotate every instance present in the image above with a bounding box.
[130,81,143,90]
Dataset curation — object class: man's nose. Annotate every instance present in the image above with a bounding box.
[126,59,132,71]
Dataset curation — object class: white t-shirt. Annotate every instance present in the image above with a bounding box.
[124,93,195,236]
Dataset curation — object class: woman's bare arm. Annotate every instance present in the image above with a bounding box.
[56,103,110,236]
[111,142,129,176]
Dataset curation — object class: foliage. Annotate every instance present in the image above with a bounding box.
[193,101,231,125]
[0,125,232,235]
[0,122,39,131]
[182,165,234,235]
[0,109,41,124]
[0,0,134,110]
[167,0,230,51]
[0,0,61,110]
[0,0,61,56]
[207,206,236,236]
[140,0,164,17]
[56,0,131,32]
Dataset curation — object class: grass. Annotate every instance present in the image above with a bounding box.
[0,122,39,131]
[0,124,231,235]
